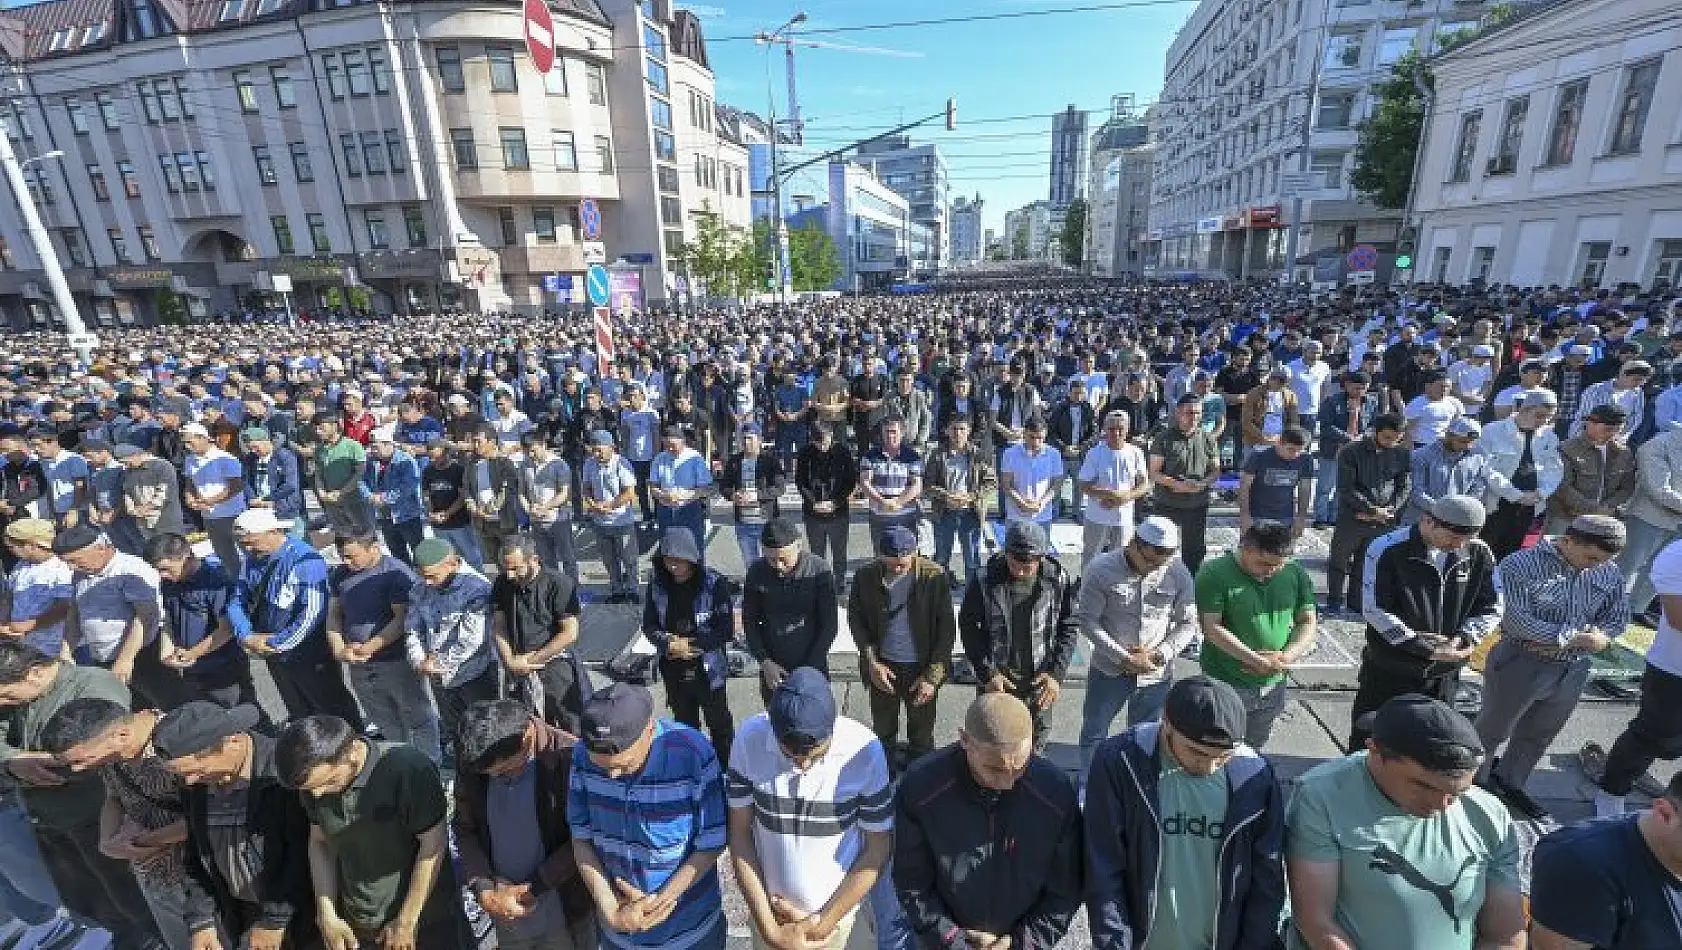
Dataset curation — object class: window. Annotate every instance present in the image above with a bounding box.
[97,93,119,130]
[159,154,182,192]
[1309,150,1344,188]
[362,132,386,174]
[646,58,668,95]
[1544,79,1588,166]
[404,206,427,247]
[653,131,675,162]
[1471,246,1495,282]
[488,46,518,92]
[174,78,194,118]
[552,130,577,171]
[498,206,518,245]
[49,28,72,51]
[1579,241,1611,287]
[117,161,140,198]
[532,206,556,242]
[82,22,106,44]
[108,228,130,264]
[1609,59,1661,155]
[88,164,110,200]
[1377,27,1417,66]
[61,229,86,268]
[651,98,673,131]
[451,129,477,169]
[1489,96,1527,174]
[1432,246,1453,283]
[176,151,201,191]
[323,54,344,98]
[66,98,89,134]
[217,0,245,22]
[385,131,407,173]
[271,66,296,108]
[129,0,158,39]
[272,215,295,254]
[344,51,370,96]
[1654,239,1682,289]
[659,195,681,225]
[1449,110,1481,182]
[586,63,607,105]
[138,81,161,122]
[138,226,159,261]
[544,61,567,96]
[436,46,465,92]
[597,136,615,174]
[340,133,362,175]
[663,230,685,258]
[1315,92,1354,130]
[643,22,666,59]
[370,50,391,95]
[656,163,679,192]
[253,145,278,184]
[196,151,215,190]
[155,79,181,121]
[364,210,389,249]
[307,213,331,252]
[290,142,314,181]
[0,237,11,270]
[500,128,530,169]
[1324,33,1361,70]
[254,0,282,14]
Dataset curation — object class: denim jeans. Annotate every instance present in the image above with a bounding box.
[932,509,982,582]
[1311,454,1339,523]
[349,659,443,765]
[433,524,485,570]
[1620,516,1680,614]
[736,522,765,565]
[592,522,641,596]
[0,802,59,925]
[868,858,915,950]
[1079,664,1174,782]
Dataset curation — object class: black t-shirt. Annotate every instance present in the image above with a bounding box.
[421,460,470,529]
[491,569,581,655]
[1216,366,1260,419]
[1532,815,1682,949]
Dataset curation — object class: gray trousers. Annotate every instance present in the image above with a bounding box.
[1082,520,1130,565]
[804,516,850,590]
[1620,515,1679,614]
[322,492,376,535]
[1232,679,1289,749]
[203,516,242,576]
[533,519,579,578]
[591,522,640,595]
[137,871,192,950]
[349,659,443,765]
[1473,638,1593,790]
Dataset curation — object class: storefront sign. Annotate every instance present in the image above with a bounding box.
[359,251,441,280]
[1245,205,1282,228]
[1196,216,1222,234]
[1222,215,1244,231]
[105,267,174,289]
[455,248,501,288]
[272,257,348,281]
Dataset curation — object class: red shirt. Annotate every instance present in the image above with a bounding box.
[342,410,376,445]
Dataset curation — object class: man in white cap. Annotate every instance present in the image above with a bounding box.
[1077,410,1151,559]
[182,421,248,574]
[1475,388,1563,559]
[367,424,427,565]
[1403,416,1492,525]
[1074,515,1197,786]
[1448,344,1496,416]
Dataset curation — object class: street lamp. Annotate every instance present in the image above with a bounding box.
[0,136,94,360]
[756,11,806,304]
[19,149,65,169]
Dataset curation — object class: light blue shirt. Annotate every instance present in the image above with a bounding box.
[651,448,713,504]
[186,449,248,520]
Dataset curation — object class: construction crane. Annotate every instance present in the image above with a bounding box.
[753,16,922,146]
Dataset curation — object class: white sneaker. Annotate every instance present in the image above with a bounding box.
[1594,789,1626,818]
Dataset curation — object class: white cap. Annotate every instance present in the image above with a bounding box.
[180,422,210,438]
[1471,344,1495,358]
[1135,516,1181,551]
[446,394,471,406]
[372,425,397,444]
[233,508,293,534]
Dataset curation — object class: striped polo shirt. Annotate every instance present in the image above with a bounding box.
[568,719,727,949]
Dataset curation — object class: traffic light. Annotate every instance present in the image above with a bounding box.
[945,97,957,131]
[1395,225,1417,270]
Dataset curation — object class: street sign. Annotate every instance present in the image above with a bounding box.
[593,306,614,373]
[582,241,606,264]
[541,274,562,292]
[579,198,601,241]
[523,0,555,75]
[271,274,293,293]
[1346,244,1379,272]
[585,264,611,306]
[1279,172,1316,195]
[66,331,99,352]
[1350,270,1377,285]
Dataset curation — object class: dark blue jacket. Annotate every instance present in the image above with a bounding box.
[1084,721,1286,950]
[243,447,304,521]
[1317,390,1381,460]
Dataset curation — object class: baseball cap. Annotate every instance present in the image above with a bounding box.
[153,702,264,759]
[580,683,655,755]
[1428,494,1486,532]
[446,394,471,406]
[1445,417,1482,437]
[878,524,918,557]
[112,444,143,459]
[180,422,210,438]
[1005,521,1048,558]
[1164,676,1247,750]
[761,517,801,549]
[768,668,837,752]
[1519,359,1546,373]
[1361,694,1483,772]
[50,524,104,555]
[233,508,292,535]
[1135,516,1180,551]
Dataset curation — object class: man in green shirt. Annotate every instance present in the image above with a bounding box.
[1194,521,1318,749]
[1286,694,1525,950]
[312,413,375,536]
[277,713,473,950]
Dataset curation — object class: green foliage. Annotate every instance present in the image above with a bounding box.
[1351,51,1430,211]
[154,289,188,325]
[788,222,841,291]
[681,204,757,299]
[1059,199,1087,268]
[1012,223,1029,259]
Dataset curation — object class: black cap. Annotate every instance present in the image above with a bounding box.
[1345,371,1371,385]
[1585,403,1629,424]
[1005,521,1048,557]
[1163,675,1247,749]
[50,524,103,555]
[878,524,918,556]
[580,683,655,755]
[1361,694,1484,770]
[1175,393,1201,407]
[154,702,264,759]
[661,424,686,439]
[761,517,801,549]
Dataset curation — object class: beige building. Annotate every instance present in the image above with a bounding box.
[0,0,747,326]
[1085,97,1154,277]
[1410,0,1682,289]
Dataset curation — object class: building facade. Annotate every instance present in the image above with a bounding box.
[1147,0,1498,278]
[1411,0,1682,290]
[1049,104,1087,209]
[0,0,746,327]
[1085,99,1154,277]
[855,133,949,270]
[1002,200,1055,262]
[949,193,983,268]
[823,158,910,291]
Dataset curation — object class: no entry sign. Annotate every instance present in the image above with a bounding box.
[524,0,555,75]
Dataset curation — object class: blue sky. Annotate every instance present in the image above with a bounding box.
[695,0,1196,235]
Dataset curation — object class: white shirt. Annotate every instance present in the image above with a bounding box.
[1646,540,1682,676]
[6,557,73,656]
[725,715,892,916]
[1078,441,1148,527]
[1405,395,1465,445]
[185,448,248,520]
[1000,443,1063,524]
[1287,359,1333,416]
[1448,360,1494,403]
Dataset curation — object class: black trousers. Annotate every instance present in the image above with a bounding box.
[1326,517,1387,605]
[186,656,264,720]
[1157,504,1210,573]
[867,661,939,766]
[804,516,851,590]
[631,459,654,519]
[1348,650,1463,751]
[267,655,363,726]
[435,667,501,752]
[126,640,199,712]
[380,517,425,565]
[662,660,734,765]
[509,655,590,735]
[1601,664,1682,796]
[1481,499,1537,561]
[34,820,161,948]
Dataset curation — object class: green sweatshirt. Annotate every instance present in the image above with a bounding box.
[0,663,131,828]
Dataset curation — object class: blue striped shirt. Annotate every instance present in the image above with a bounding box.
[568,719,727,950]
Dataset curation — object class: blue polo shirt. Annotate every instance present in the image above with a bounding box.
[330,556,417,663]
[160,557,251,679]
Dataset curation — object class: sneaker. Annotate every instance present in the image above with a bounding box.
[1496,780,1552,822]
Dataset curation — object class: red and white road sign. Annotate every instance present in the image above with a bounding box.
[524,0,555,75]
[594,306,614,373]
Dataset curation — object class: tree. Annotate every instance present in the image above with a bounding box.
[1012,223,1029,260]
[1059,199,1087,268]
[681,204,756,299]
[1351,51,1430,210]
[788,222,841,291]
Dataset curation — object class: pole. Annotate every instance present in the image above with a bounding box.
[783,40,802,145]
[0,130,93,360]
[1282,0,1330,284]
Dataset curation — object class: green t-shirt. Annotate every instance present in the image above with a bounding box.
[1284,753,1521,950]
[317,435,367,491]
[1194,552,1315,687]
[1141,752,1229,950]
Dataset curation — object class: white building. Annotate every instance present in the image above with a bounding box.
[824,159,911,291]
[1086,98,1154,277]
[1148,0,1499,278]
[855,133,949,270]
[1411,0,1682,289]
[1003,200,1056,262]
[949,193,983,268]
[0,0,746,326]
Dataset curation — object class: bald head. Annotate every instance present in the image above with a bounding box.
[963,693,1034,748]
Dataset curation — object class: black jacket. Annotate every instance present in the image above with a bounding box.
[894,744,1083,950]
[180,734,320,945]
[742,551,838,672]
[959,553,1081,687]
[794,442,857,520]
[1361,524,1503,675]
[719,450,786,522]
[1047,400,1099,456]
[1085,722,1286,950]
[1334,436,1412,520]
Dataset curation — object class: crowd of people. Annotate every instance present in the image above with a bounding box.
[2,277,1682,950]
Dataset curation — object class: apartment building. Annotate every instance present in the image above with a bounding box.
[855,133,949,271]
[1086,99,1154,277]
[949,193,983,268]
[1050,105,1088,210]
[821,158,911,291]
[0,0,746,326]
[1411,0,1682,289]
[1147,0,1498,278]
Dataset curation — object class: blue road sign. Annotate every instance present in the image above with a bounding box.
[1346,244,1379,271]
[541,274,561,292]
[580,198,601,241]
[585,264,611,306]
